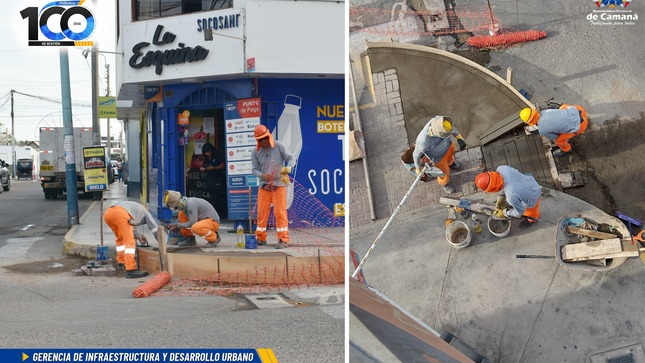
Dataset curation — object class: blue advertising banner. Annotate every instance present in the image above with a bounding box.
[0,349,277,362]
[258,79,344,227]
[223,98,261,221]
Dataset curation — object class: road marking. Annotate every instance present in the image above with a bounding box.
[0,237,43,258]
[21,224,36,231]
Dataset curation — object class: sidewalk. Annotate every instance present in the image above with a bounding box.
[350,189,645,362]
[64,182,345,284]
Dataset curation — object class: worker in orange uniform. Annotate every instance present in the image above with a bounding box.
[163,190,221,247]
[104,201,159,278]
[413,116,467,194]
[520,104,588,157]
[475,165,542,229]
[251,124,295,249]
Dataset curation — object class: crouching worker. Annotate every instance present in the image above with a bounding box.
[474,165,542,229]
[401,144,441,183]
[163,190,221,247]
[104,201,160,278]
[520,104,588,157]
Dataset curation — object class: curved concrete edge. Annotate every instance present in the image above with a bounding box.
[63,200,102,259]
[366,41,533,107]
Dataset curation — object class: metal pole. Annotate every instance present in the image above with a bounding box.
[100,197,104,246]
[106,63,110,158]
[351,164,428,278]
[349,58,376,220]
[10,90,15,178]
[59,48,79,228]
[91,45,100,146]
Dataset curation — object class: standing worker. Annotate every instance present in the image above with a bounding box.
[413,116,467,194]
[163,190,222,247]
[104,201,159,278]
[474,165,542,229]
[252,124,296,249]
[520,104,588,157]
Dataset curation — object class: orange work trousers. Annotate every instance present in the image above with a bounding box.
[523,198,541,222]
[555,105,588,152]
[177,211,220,243]
[256,186,289,243]
[103,206,138,271]
[435,142,456,187]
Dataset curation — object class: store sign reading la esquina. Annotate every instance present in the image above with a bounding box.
[129,25,209,75]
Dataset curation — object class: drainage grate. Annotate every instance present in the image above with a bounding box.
[608,354,634,363]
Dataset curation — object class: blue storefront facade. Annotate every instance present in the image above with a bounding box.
[115,0,344,227]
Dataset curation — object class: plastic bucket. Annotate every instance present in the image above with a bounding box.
[445,221,471,249]
[245,235,257,249]
[487,216,511,238]
[96,245,109,261]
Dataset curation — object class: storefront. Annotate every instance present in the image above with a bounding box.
[116,2,344,226]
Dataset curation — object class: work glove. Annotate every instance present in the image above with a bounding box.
[456,134,467,151]
[166,223,178,231]
[280,173,291,185]
[281,166,291,174]
[415,168,422,176]
[495,196,507,210]
[493,208,508,220]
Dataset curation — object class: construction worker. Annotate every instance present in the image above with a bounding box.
[474,165,542,229]
[413,115,467,194]
[519,104,588,157]
[252,124,296,249]
[103,201,159,278]
[163,190,222,247]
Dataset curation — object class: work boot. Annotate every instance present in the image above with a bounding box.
[449,160,462,170]
[115,263,126,271]
[441,183,454,194]
[178,236,196,247]
[257,239,267,246]
[519,218,537,229]
[552,149,572,158]
[207,232,221,247]
[125,270,149,279]
[275,241,288,249]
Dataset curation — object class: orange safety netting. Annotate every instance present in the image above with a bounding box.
[350,4,501,37]
[467,30,547,48]
[132,271,172,298]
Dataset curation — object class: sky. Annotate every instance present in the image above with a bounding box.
[0,0,117,142]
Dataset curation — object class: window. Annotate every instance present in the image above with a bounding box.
[134,0,233,21]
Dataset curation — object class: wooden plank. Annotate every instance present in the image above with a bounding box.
[157,229,168,272]
[561,239,622,260]
[480,113,524,145]
[566,226,620,240]
[567,239,640,261]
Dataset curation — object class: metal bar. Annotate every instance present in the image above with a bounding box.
[351,164,428,278]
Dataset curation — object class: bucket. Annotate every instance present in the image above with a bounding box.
[487,216,511,238]
[445,221,471,249]
[96,245,109,261]
[245,235,257,249]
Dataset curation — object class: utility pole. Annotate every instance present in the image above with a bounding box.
[106,63,110,158]
[10,89,15,178]
[91,45,100,146]
[59,48,79,228]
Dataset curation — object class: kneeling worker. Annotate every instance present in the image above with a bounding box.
[163,190,221,247]
[104,201,159,278]
[520,104,588,157]
[474,165,541,229]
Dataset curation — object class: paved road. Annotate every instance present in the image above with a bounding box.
[0,180,345,363]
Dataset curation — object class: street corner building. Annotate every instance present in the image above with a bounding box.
[114,0,346,229]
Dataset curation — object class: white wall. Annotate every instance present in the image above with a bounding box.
[245,0,344,75]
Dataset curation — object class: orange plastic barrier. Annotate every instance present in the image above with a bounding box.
[132,271,172,298]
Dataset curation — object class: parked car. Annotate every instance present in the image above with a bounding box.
[0,159,10,192]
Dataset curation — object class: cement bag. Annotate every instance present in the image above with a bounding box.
[349,130,366,161]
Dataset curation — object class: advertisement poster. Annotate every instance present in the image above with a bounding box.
[258,79,345,227]
[223,97,261,221]
[82,147,108,192]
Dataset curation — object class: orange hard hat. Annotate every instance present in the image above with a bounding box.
[254,124,270,140]
[475,171,504,192]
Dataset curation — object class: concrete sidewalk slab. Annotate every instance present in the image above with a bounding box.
[350,189,645,362]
